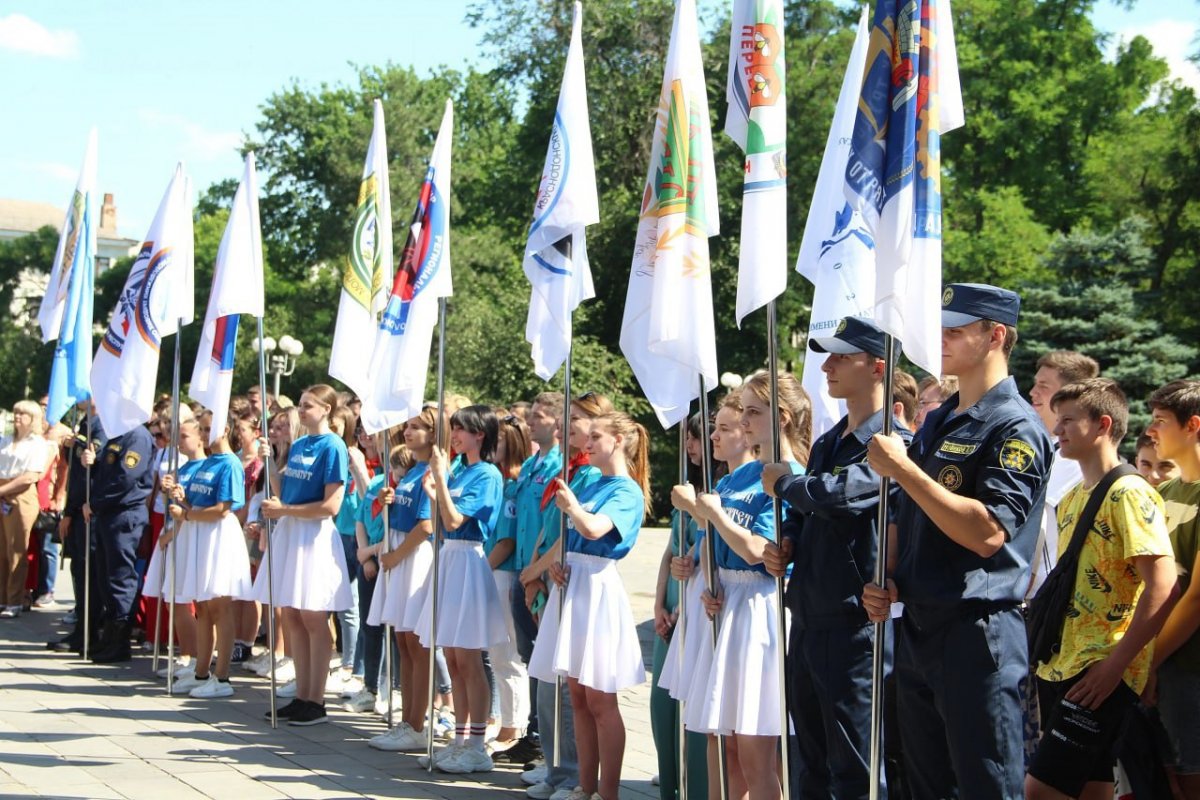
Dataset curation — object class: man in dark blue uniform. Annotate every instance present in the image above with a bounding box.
[81,420,154,663]
[48,405,105,654]
[762,317,909,800]
[863,284,1052,800]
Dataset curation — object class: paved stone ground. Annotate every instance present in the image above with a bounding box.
[0,529,674,799]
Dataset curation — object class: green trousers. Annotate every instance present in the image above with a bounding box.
[650,625,710,799]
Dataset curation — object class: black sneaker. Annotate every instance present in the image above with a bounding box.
[287,701,328,727]
[230,643,250,664]
[265,699,302,720]
[494,734,542,764]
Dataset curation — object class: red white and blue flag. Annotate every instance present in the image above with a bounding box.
[361,100,453,433]
[842,0,962,375]
[190,153,264,443]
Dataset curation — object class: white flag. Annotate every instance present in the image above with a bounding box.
[523,1,598,381]
[39,127,98,344]
[843,0,963,376]
[360,100,454,434]
[330,99,392,400]
[726,0,787,327]
[91,164,195,438]
[796,6,873,439]
[190,152,265,443]
[619,0,719,429]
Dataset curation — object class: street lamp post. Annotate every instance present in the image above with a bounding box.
[251,334,304,399]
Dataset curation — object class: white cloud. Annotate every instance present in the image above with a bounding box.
[136,109,243,161]
[0,14,79,59]
[1113,20,1200,92]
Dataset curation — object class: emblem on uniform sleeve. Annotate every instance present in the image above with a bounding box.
[124,452,141,469]
[938,465,963,491]
[999,439,1035,472]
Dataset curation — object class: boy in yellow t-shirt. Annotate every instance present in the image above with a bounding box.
[1027,378,1176,800]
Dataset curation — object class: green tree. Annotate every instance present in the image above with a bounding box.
[0,227,60,407]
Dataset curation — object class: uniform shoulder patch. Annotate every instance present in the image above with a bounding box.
[938,465,963,491]
[999,439,1035,472]
[123,451,141,469]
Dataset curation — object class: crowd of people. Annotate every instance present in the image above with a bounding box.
[3,281,1198,800]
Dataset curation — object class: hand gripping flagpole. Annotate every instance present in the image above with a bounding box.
[766,301,792,798]
[376,431,394,730]
[868,335,896,800]
[426,296,448,772]
[256,315,279,728]
[166,317,183,695]
[676,418,690,800]
[83,410,94,661]
[697,375,729,800]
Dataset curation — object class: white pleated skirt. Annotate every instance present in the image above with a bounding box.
[657,570,709,701]
[414,539,508,650]
[173,515,252,602]
[528,552,646,693]
[143,533,186,603]
[248,516,353,612]
[367,537,432,631]
[688,568,784,737]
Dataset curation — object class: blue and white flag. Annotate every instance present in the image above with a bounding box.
[91,164,195,438]
[190,152,265,443]
[796,7,873,439]
[842,0,963,376]
[726,0,787,327]
[523,1,598,381]
[361,100,454,434]
[41,128,98,426]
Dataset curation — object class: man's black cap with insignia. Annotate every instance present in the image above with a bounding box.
[940,283,1021,328]
[808,316,897,360]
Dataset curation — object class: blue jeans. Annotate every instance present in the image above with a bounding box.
[37,533,59,596]
[337,534,360,671]
[357,560,384,693]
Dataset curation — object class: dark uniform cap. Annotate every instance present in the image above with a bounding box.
[941,283,1020,328]
[808,316,897,360]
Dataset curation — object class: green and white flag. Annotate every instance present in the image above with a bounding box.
[330,99,392,398]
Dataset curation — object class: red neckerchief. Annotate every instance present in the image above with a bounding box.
[540,451,589,510]
[365,455,382,476]
[371,473,398,519]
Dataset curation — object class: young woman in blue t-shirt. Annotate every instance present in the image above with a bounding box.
[364,407,441,752]
[416,404,508,774]
[250,384,353,726]
[165,419,250,699]
[530,411,651,800]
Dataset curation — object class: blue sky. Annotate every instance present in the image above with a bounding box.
[1,0,1196,239]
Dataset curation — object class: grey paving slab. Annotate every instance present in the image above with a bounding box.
[0,528,677,799]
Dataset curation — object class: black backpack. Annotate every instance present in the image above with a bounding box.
[1026,463,1138,666]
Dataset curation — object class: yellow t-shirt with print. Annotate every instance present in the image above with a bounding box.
[1036,473,1173,693]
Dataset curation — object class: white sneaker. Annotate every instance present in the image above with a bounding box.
[342,688,376,713]
[156,658,193,679]
[369,721,428,751]
[170,673,206,692]
[374,692,395,718]
[521,764,549,786]
[243,651,270,672]
[276,679,297,697]
[189,675,235,699]
[339,675,364,698]
[552,789,595,800]
[436,745,494,774]
[417,743,462,770]
[526,781,556,800]
[254,654,292,679]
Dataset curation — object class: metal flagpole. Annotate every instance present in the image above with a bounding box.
[766,301,791,799]
[552,338,571,769]
[426,296,448,772]
[82,410,94,661]
[256,315,279,727]
[696,375,728,800]
[166,317,183,695]
[676,418,690,800]
[868,335,896,800]
[376,431,394,730]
